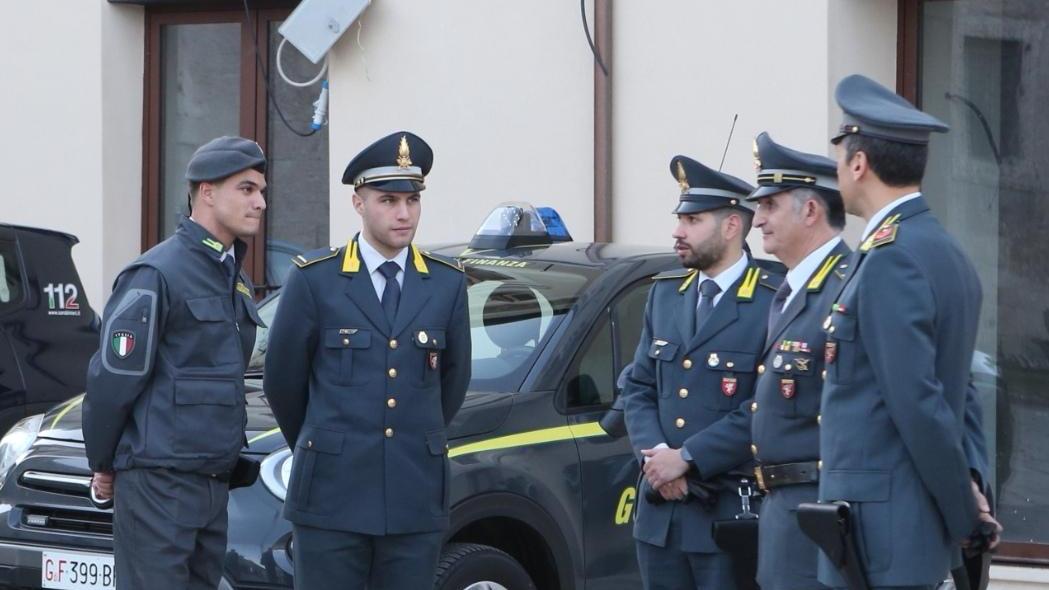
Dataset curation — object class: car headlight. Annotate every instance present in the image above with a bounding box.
[260,447,293,501]
[0,414,44,490]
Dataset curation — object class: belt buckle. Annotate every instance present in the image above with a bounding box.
[753,465,767,492]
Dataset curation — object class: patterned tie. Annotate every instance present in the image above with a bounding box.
[378,261,401,325]
[766,281,793,340]
[695,279,721,335]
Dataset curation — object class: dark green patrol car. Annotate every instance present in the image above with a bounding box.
[0,205,767,589]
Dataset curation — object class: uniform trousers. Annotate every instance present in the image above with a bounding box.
[292,523,443,590]
[113,468,229,590]
[636,508,736,590]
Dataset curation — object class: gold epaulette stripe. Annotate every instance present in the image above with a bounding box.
[294,247,339,268]
[736,267,760,299]
[807,254,843,291]
[341,240,361,273]
[677,269,699,292]
[422,250,465,272]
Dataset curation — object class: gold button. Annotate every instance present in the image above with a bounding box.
[682,359,693,370]
[388,368,397,378]
[817,460,823,470]
[307,440,313,448]
[387,398,397,408]
[751,444,758,456]
[817,414,822,425]
[750,401,758,413]
[821,369,827,380]
[385,428,394,438]
[342,338,350,345]
[757,364,765,375]
[726,361,735,368]
[678,388,689,398]
[675,418,685,428]
[389,339,398,349]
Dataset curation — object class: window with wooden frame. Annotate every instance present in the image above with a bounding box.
[899,0,1049,564]
[142,1,330,295]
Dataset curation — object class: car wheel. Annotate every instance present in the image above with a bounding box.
[434,543,536,590]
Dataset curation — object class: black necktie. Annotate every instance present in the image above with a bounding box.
[767,281,793,339]
[378,261,401,325]
[695,279,721,335]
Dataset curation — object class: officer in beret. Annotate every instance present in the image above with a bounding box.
[264,131,471,589]
[818,75,1002,589]
[623,155,782,589]
[84,136,268,589]
[746,132,851,590]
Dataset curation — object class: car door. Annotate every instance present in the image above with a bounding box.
[565,278,652,589]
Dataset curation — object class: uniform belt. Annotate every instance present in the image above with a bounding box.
[754,461,819,492]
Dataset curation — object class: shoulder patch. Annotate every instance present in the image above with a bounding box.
[806,254,845,292]
[422,251,464,272]
[293,246,341,269]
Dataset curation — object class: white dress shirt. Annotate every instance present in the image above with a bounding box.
[356,234,408,301]
[861,191,921,241]
[696,252,748,309]
[782,236,843,310]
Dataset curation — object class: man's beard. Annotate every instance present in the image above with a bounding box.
[679,234,726,271]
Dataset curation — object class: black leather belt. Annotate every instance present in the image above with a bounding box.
[754,461,819,492]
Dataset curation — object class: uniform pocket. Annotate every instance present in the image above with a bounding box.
[414,329,447,385]
[647,338,680,397]
[172,378,241,456]
[768,351,818,418]
[186,296,229,322]
[323,329,371,385]
[292,426,345,513]
[704,351,757,410]
[425,429,450,515]
[824,310,857,384]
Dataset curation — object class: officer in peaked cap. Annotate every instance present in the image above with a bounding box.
[84,135,267,589]
[622,154,781,589]
[264,131,470,590]
[817,75,1001,589]
[745,131,851,590]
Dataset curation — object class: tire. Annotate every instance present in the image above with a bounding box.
[433,543,537,590]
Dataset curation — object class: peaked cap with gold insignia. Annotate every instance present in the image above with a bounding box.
[341,131,433,192]
[669,155,754,217]
[747,132,843,218]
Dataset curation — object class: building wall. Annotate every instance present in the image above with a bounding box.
[1,1,143,308]
[324,0,596,247]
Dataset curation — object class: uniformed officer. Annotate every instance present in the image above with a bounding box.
[746,132,851,590]
[84,136,268,589]
[263,131,471,590]
[623,155,781,590]
[818,75,1002,589]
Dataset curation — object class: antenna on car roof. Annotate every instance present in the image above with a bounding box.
[718,113,739,171]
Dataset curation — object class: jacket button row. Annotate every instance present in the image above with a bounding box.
[388,368,397,379]
[389,339,398,349]
[387,397,397,408]
[678,388,688,399]
[385,428,394,438]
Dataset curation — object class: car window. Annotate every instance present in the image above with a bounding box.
[0,241,24,310]
[564,314,615,409]
[612,279,654,378]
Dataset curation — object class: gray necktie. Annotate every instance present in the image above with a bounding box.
[378,261,401,325]
[695,279,721,335]
[766,281,793,339]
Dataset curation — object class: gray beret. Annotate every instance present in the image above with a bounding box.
[185,136,266,182]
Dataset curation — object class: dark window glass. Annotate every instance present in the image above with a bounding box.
[920,0,1049,544]
[0,241,23,310]
[565,316,615,409]
[613,279,654,380]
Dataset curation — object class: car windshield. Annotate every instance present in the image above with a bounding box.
[247,259,600,392]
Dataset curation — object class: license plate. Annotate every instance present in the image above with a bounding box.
[41,550,115,589]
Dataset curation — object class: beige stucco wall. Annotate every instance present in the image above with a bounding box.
[324,0,596,247]
[1,1,143,308]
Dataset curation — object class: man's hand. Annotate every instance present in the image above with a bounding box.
[658,476,688,501]
[91,472,114,501]
[962,479,1002,552]
[641,447,689,489]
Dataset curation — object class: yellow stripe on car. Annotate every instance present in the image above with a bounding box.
[50,397,84,430]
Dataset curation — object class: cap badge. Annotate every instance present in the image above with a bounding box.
[396,135,413,169]
[752,139,762,171]
[676,161,689,193]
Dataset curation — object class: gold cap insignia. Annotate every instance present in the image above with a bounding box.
[752,138,762,171]
[396,135,412,169]
[676,161,689,193]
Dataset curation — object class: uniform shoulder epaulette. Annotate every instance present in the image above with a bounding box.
[652,268,692,280]
[806,253,846,292]
[860,213,901,252]
[421,250,464,272]
[293,246,341,269]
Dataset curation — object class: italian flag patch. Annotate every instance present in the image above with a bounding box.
[111,330,136,359]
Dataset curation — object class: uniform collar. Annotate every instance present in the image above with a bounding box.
[357,233,409,274]
[697,252,748,297]
[179,217,246,266]
[785,236,842,299]
[862,191,921,240]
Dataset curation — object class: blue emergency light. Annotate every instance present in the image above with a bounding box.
[469,202,572,250]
